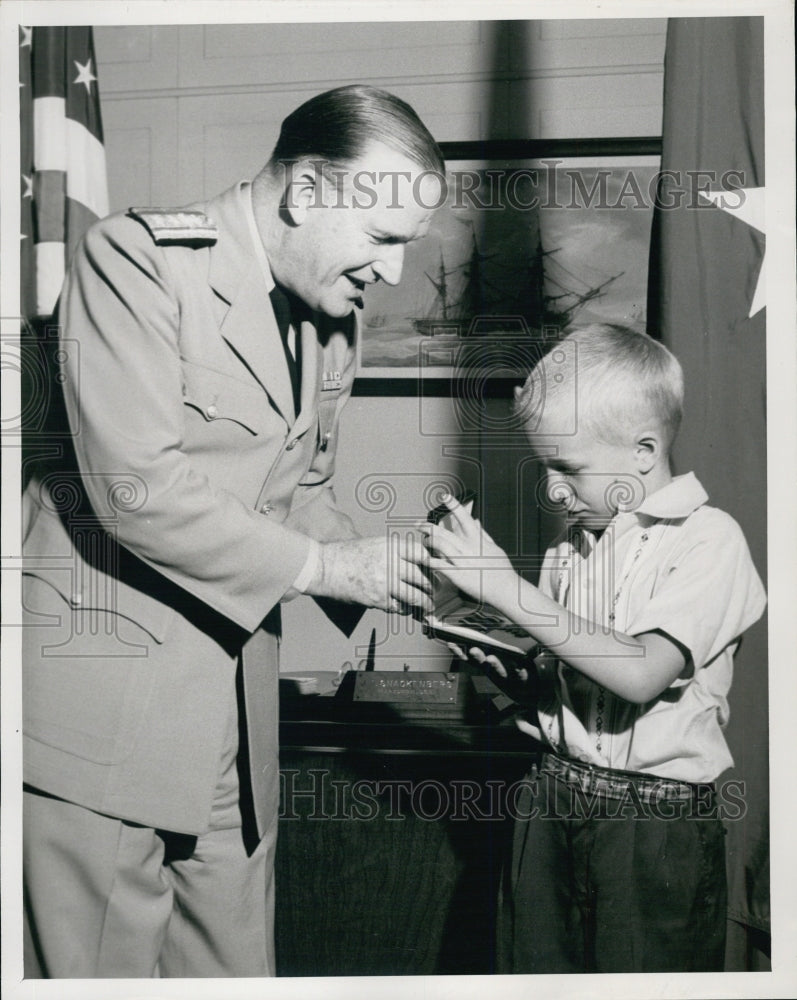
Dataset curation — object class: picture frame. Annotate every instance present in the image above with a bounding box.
[353,137,663,397]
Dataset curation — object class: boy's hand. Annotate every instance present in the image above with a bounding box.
[418,494,516,606]
[447,641,538,706]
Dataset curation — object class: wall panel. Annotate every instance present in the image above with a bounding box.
[177,22,493,90]
[100,98,180,211]
[94,25,179,93]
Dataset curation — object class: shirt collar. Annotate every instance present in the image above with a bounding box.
[241,180,275,294]
[633,471,709,519]
[561,474,708,559]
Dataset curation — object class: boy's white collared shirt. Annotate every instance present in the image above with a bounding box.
[517,472,766,783]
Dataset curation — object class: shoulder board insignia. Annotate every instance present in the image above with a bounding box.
[128,208,218,246]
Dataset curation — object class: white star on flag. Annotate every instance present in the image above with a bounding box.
[74,58,97,95]
[700,186,766,318]
[22,174,33,198]
[20,26,32,48]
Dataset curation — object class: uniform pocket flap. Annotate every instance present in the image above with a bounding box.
[24,508,174,644]
[181,360,266,434]
[23,566,175,645]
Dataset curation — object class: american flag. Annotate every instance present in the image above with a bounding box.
[20,26,109,319]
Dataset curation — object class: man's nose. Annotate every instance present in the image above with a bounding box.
[372,244,405,286]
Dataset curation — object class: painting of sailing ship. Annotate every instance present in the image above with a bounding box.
[359,157,658,375]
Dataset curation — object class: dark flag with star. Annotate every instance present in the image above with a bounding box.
[20,25,109,319]
[647,17,768,966]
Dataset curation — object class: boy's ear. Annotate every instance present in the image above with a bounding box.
[281,161,321,226]
[634,431,662,474]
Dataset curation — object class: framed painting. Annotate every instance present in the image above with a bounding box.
[353,138,662,396]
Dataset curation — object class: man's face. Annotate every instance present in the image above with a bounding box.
[278,142,440,317]
[527,410,642,529]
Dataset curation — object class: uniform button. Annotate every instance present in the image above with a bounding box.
[72,592,83,606]
[260,501,274,515]
[286,440,297,451]
[206,404,218,419]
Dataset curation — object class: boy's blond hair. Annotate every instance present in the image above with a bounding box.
[516,324,684,449]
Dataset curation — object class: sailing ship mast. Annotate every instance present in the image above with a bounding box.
[412,223,623,337]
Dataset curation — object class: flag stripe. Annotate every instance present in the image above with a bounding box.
[20,27,36,319]
[32,96,67,169]
[31,26,68,99]
[32,97,108,222]
[66,197,101,261]
[64,120,108,218]
[34,243,66,317]
[32,170,66,243]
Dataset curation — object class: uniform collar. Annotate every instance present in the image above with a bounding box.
[634,472,708,520]
[241,181,276,295]
[201,182,296,419]
[203,181,257,305]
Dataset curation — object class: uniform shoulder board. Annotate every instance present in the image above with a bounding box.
[128,207,218,246]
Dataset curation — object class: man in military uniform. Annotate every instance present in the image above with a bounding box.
[22,85,444,978]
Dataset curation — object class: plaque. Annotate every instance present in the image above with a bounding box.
[353,671,459,705]
[278,670,500,724]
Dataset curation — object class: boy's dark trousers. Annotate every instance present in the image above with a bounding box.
[498,752,727,973]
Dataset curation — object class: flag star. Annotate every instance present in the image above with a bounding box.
[700,186,766,318]
[20,26,32,48]
[73,57,97,95]
[22,174,33,199]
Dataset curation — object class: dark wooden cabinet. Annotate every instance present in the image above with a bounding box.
[276,713,535,977]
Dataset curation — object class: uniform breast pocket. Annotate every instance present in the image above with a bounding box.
[181,360,269,438]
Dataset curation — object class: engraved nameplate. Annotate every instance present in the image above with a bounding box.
[352,672,459,705]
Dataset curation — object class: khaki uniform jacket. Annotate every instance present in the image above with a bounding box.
[22,182,359,835]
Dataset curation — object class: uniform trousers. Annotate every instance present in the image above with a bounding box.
[23,674,276,979]
[498,751,728,973]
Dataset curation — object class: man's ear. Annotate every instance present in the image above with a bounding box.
[634,430,662,474]
[281,161,321,226]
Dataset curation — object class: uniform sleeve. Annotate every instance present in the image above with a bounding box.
[624,511,766,675]
[58,215,311,634]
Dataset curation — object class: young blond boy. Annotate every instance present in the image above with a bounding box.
[421,325,766,973]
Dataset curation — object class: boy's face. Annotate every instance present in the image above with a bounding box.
[527,410,644,528]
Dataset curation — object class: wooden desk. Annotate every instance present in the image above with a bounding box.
[276,706,537,977]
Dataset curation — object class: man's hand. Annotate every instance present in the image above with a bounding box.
[306,534,433,613]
